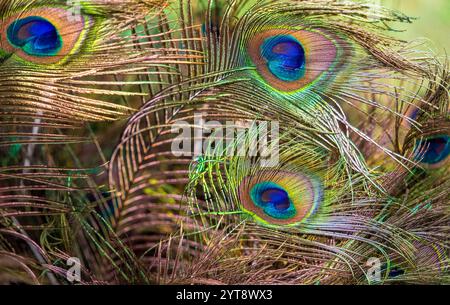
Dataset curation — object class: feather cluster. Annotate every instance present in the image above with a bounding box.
[0,0,448,285]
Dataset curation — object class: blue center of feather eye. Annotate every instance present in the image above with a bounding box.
[260,35,306,82]
[415,135,450,165]
[250,182,296,219]
[7,16,62,56]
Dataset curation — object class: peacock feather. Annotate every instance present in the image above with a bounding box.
[0,0,448,285]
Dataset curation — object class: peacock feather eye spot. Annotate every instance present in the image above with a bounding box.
[248,29,339,92]
[1,7,90,64]
[7,16,62,57]
[261,188,290,210]
[415,135,450,165]
[260,35,306,82]
[239,170,322,226]
[250,182,296,219]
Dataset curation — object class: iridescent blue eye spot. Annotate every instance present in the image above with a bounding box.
[260,35,306,82]
[415,135,450,165]
[7,16,62,56]
[250,182,296,219]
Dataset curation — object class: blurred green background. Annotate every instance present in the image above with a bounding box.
[381,0,450,55]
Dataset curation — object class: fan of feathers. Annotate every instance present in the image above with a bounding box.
[0,0,448,285]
